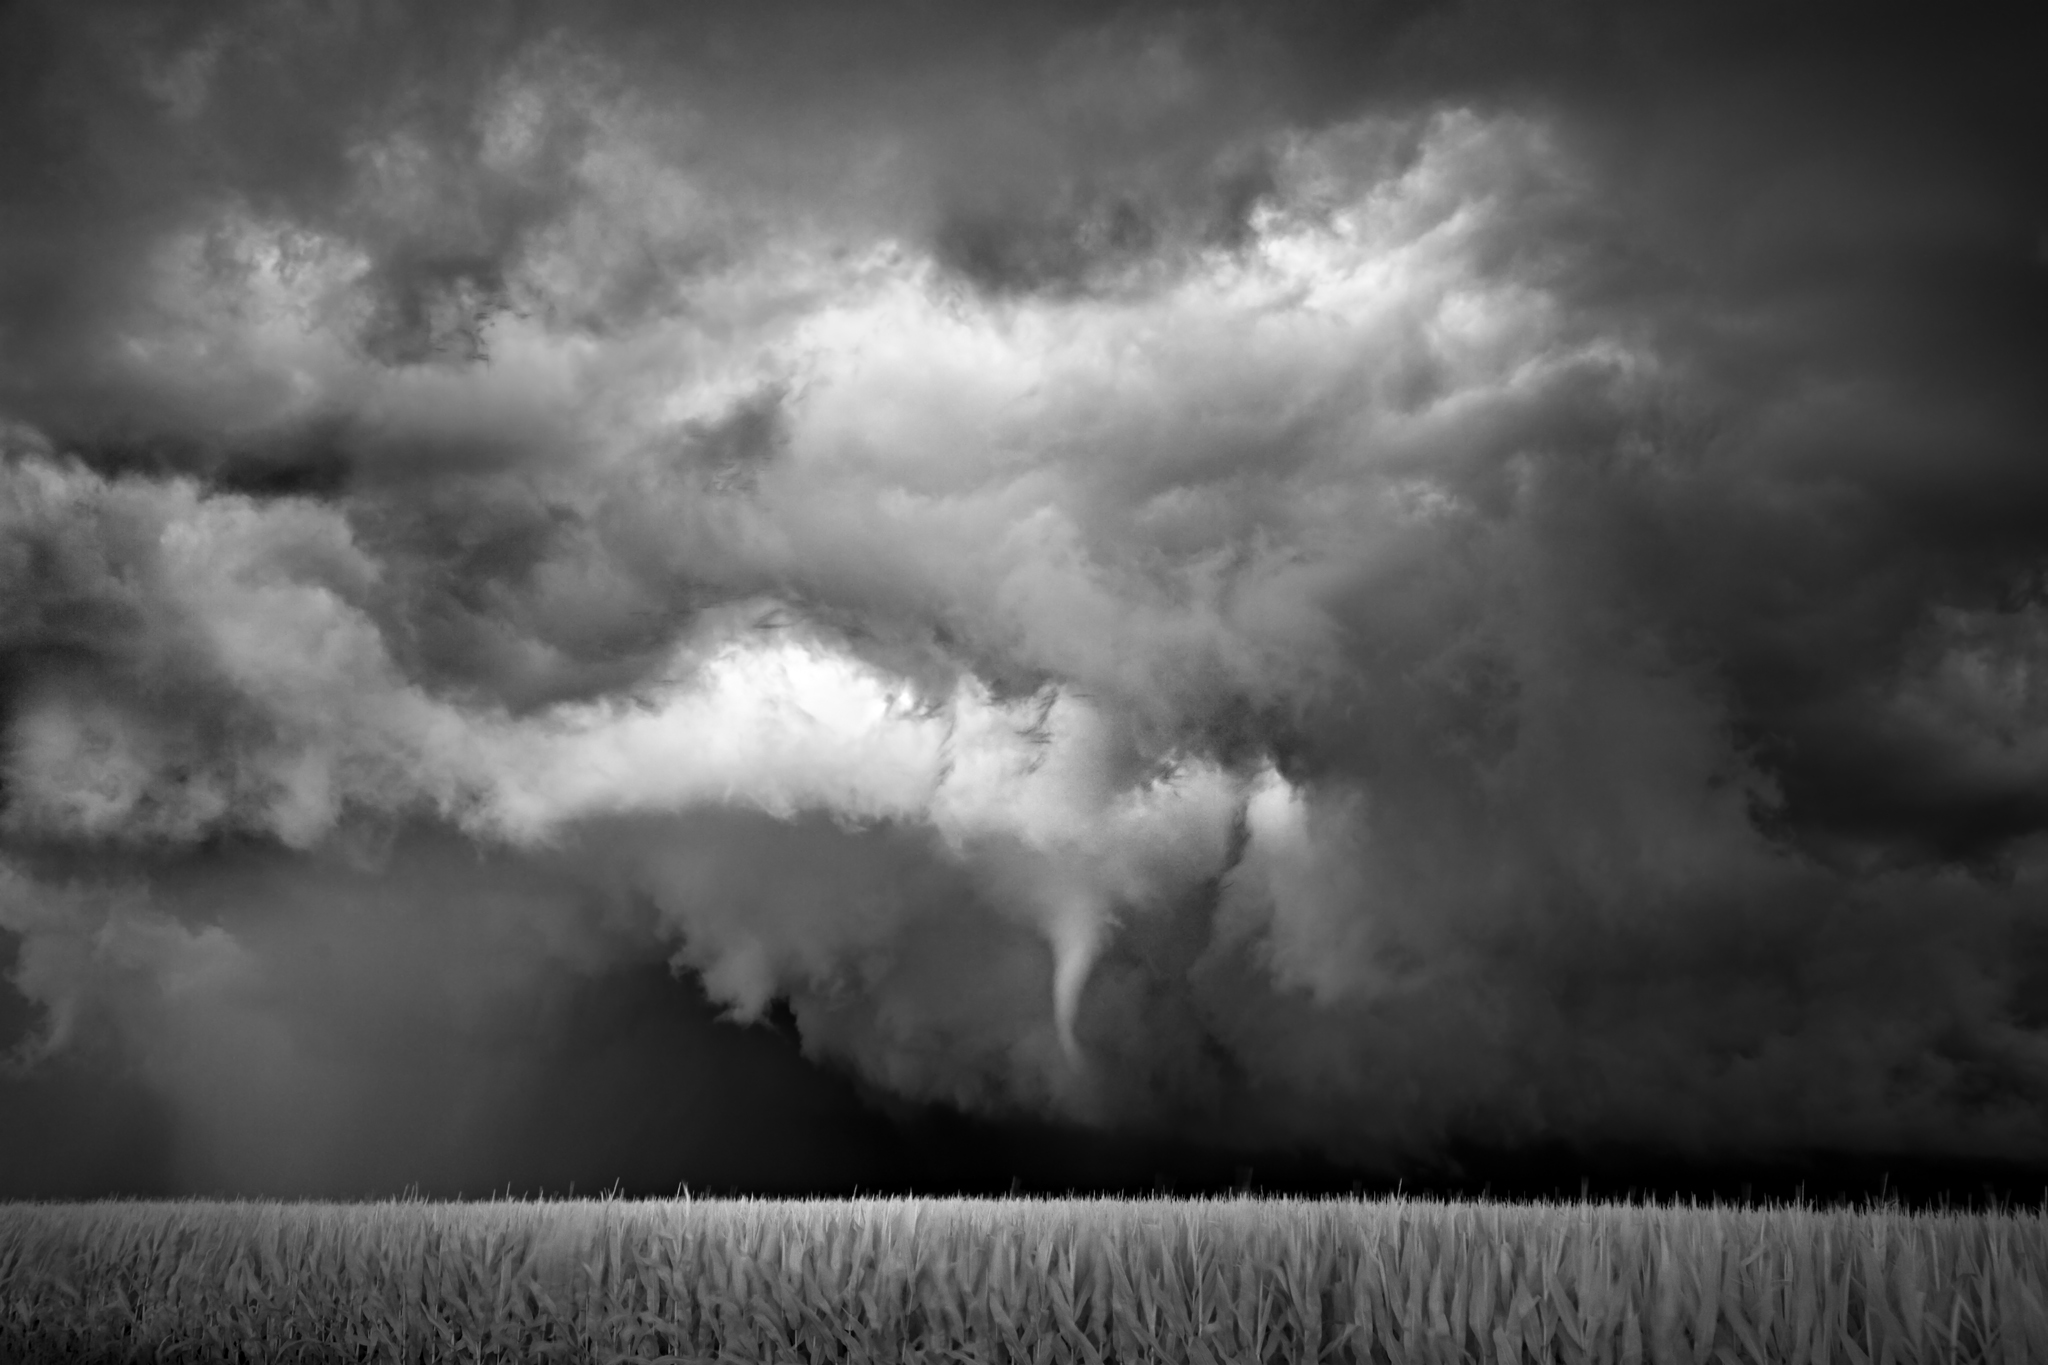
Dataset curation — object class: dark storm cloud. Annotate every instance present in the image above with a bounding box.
[3,0,2047,1194]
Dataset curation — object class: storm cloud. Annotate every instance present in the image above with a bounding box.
[2,0,2046,1195]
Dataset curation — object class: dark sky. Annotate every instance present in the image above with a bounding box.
[3,0,2047,1203]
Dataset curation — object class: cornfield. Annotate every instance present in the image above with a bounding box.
[3,1194,2045,1363]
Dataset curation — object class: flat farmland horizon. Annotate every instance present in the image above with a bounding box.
[6,1192,2048,1363]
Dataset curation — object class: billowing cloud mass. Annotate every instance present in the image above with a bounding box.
[3,0,2046,1194]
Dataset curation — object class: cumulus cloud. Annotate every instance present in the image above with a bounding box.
[2,0,2045,1192]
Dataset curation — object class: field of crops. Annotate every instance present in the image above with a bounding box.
[2,1194,2045,1364]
